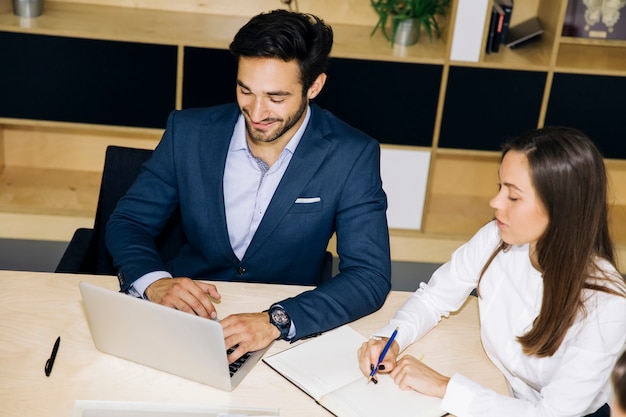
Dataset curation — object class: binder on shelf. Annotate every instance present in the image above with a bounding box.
[485,4,498,54]
[485,2,505,54]
[491,2,505,52]
[497,0,514,44]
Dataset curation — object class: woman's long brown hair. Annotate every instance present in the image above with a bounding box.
[479,127,625,357]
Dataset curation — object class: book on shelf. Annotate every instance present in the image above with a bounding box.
[485,3,499,54]
[497,0,514,44]
[263,325,445,417]
[485,1,504,54]
[487,2,506,53]
[505,17,543,49]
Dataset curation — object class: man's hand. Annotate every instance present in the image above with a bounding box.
[220,312,280,363]
[145,277,221,319]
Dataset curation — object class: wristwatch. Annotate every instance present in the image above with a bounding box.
[268,305,291,340]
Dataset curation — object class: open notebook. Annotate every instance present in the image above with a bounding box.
[79,281,272,391]
[263,325,445,417]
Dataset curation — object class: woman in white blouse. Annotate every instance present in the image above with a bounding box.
[358,127,626,417]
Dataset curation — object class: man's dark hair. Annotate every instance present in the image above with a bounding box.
[229,9,333,92]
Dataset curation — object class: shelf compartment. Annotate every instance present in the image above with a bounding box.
[0,31,177,129]
[0,166,99,217]
[480,43,552,71]
[556,42,626,76]
[423,152,499,236]
[545,73,626,159]
[438,66,547,151]
[0,2,448,66]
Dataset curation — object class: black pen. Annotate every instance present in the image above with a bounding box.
[45,336,60,377]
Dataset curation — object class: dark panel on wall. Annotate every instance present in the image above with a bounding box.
[439,66,546,151]
[0,32,177,128]
[546,73,626,159]
[182,47,237,109]
[315,58,442,147]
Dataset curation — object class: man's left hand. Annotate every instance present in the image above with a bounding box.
[220,312,280,363]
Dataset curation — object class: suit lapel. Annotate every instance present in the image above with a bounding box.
[197,105,240,262]
[243,105,332,260]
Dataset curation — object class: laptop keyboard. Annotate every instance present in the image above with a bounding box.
[227,345,252,377]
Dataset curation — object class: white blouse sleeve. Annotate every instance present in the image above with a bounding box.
[377,222,500,351]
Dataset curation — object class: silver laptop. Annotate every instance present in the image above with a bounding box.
[79,281,272,391]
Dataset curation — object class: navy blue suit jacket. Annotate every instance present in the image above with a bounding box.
[106,103,391,340]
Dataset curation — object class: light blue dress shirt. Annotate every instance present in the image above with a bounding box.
[223,110,307,260]
[130,107,311,307]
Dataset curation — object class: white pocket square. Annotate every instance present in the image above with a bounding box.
[295,197,321,203]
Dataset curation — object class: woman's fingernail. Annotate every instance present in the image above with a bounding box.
[372,378,378,384]
[378,364,385,371]
[370,364,375,371]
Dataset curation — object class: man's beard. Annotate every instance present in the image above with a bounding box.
[244,99,307,143]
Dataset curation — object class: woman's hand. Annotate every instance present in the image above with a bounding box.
[357,337,400,383]
[390,355,450,398]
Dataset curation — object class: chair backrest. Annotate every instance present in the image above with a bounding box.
[91,145,186,274]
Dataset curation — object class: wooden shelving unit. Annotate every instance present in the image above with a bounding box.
[1,0,625,270]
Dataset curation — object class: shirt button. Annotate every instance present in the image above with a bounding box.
[237,267,246,275]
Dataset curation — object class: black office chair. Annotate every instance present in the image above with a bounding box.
[55,145,332,281]
[55,145,186,275]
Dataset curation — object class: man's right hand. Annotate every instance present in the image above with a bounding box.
[145,277,221,319]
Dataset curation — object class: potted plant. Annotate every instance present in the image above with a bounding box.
[370,0,450,46]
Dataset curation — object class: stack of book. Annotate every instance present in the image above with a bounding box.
[485,0,513,54]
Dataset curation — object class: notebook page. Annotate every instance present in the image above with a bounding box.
[263,325,367,400]
[321,374,444,417]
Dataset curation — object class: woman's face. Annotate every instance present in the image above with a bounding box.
[489,150,549,253]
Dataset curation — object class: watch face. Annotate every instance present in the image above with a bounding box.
[271,309,289,326]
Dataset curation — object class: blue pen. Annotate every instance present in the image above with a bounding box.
[368,327,398,383]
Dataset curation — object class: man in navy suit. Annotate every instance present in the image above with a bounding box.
[106,9,391,362]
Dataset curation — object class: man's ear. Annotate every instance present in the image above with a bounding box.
[307,73,327,100]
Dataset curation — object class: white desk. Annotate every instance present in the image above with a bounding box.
[0,271,508,416]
